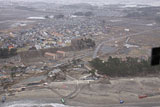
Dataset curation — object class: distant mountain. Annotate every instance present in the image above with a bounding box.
[1,0,160,6]
[61,3,93,9]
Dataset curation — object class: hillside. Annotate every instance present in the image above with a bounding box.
[1,0,160,6]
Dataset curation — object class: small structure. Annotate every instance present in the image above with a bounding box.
[48,69,65,81]
[124,28,130,32]
[56,51,66,58]
[29,46,37,50]
[1,96,6,103]
[48,69,61,78]
[44,52,57,60]
[8,45,14,50]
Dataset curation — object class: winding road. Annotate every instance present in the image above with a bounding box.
[93,26,160,59]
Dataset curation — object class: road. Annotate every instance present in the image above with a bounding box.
[93,26,160,59]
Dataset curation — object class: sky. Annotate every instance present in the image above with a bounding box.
[2,0,160,6]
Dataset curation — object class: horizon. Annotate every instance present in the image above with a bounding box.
[1,0,160,6]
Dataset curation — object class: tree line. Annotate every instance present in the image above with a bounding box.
[0,48,17,59]
[71,38,95,50]
[89,56,160,77]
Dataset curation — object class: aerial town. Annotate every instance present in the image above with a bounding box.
[1,1,160,107]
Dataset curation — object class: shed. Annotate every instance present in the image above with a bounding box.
[44,52,57,60]
[56,51,66,57]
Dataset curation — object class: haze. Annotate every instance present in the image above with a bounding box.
[1,0,160,106]
[1,0,160,6]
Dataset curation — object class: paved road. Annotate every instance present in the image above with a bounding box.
[93,26,160,59]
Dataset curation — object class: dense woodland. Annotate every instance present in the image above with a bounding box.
[0,48,17,59]
[73,11,94,17]
[89,56,160,77]
[71,38,95,50]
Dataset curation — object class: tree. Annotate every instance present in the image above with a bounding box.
[55,14,64,19]
[89,69,96,76]
[10,72,16,80]
[73,12,84,16]
[45,15,49,19]
[0,48,17,59]
[10,48,17,56]
[89,57,160,77]
[84,11,93,16]
[0,48,9,58]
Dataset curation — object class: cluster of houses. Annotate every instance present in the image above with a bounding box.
[0,14,111,51]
